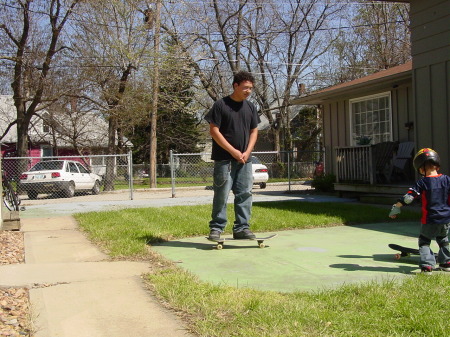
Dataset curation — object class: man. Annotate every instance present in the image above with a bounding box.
[205,71,260,240]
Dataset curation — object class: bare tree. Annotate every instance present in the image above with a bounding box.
[0,0,82,158]
[70,0,153,190]
[318,1,410,87]
[161,0,343,153]
[242,1,342,153]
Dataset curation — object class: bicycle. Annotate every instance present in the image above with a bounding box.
[2,170,21,211]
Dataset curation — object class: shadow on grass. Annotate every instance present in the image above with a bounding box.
[337,254,416,264]
[150,239,275,250]
[330,252,419,274]
[150,239,212,251]
[329,263,417,274]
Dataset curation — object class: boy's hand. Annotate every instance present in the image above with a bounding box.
[389,204,401,218]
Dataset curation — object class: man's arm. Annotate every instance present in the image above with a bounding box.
[241,128,258,163]
[209,123,243,162]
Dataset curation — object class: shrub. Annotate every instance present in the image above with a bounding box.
[311,173,336,192]
[271,161,285,178]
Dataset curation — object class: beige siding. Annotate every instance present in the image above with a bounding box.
[392,85,413,142]
[410,0,450,173]
[323,103,333,174]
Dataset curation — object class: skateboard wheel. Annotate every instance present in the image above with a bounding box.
[216,244,223,250]
[394,253,401,260]
[259,243,265,248]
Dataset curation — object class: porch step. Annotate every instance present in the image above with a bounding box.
[334,183,409,195]
[334,183,412,205]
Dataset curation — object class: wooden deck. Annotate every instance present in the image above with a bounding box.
[334,145,414,200]
[334,182,410,195]
[334,182,413,204]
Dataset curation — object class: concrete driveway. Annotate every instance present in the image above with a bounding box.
[151,221,423,292]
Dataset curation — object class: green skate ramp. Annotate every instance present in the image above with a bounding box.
[151,222,433,292]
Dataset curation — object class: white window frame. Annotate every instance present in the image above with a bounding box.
[41,145,53,157]
[42,112,50,133]
[349,92,393,146]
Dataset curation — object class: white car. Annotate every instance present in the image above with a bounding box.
[19,160,102,199]
[251,156,269,189]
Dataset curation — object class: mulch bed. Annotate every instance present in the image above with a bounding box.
[0,230,32,336]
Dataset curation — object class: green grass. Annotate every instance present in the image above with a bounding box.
[148,268,449,336]
[74,201,448,337]
[74,201,419,258]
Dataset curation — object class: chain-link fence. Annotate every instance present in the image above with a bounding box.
[1,154,132,201]
[169,150,324,197]
[1,149,323,206]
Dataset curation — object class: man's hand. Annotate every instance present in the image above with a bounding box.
[389,204,401,218]
[240,151,251,164]
[231,149,245,163]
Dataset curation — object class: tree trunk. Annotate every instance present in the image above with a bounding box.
[149,0,162,189]
[103,116,117,191]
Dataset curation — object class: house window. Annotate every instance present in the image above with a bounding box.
[43,121,50,133]
[41,146,53,157]
[42,112,50,133]
[350,92,392,145]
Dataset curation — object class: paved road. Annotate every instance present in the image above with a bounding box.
[21,185,353,218]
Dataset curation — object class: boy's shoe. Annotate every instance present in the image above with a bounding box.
[420,266,433,275]
[208,230,221,240]
[438,262,450,271]
[233,229,256,240]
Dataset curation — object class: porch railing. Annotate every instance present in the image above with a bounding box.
[335,146,375,184]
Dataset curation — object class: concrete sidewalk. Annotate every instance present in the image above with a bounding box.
[0,217,193,337]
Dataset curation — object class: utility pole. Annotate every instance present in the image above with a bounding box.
[149,0,161,188]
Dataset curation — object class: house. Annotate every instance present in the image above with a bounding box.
[255,108,302,152]
[292,0,450,196]
[0,95,112,158]
[0,95,131,177]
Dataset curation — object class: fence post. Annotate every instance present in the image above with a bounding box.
[170,150,176,198]
[288,151,291,192]
[128,151,134,200]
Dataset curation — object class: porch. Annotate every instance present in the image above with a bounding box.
[334,143,415,201]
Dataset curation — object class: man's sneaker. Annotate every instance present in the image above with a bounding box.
[233,229,256,240]
[420,266,433,275]
[208,229,221,240]
[438,262,450,271]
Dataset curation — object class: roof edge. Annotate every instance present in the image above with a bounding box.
[292,61,412,105]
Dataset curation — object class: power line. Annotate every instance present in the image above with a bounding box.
[1,1,408,36]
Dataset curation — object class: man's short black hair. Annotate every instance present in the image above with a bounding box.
[233,71,255,86]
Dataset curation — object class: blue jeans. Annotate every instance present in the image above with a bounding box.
[418,223,450,268]
[209,160,253,233]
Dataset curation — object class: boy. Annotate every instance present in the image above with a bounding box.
[205,71,260,240]
[389,148,450,274]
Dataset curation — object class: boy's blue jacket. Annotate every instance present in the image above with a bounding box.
[405,174,450,224]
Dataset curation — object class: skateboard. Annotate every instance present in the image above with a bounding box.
[206,234,277,250]
[388,243,437,260]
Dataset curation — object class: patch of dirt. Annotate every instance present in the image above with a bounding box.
[0,230,33,336]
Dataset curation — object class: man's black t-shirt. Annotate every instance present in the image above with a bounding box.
[205,96,260,161]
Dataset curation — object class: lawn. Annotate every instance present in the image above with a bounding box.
[75,201,449,337]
